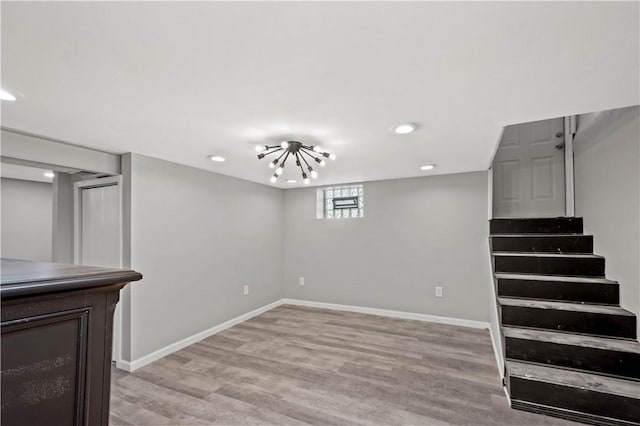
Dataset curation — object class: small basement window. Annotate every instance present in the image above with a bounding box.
[316,184,364,219]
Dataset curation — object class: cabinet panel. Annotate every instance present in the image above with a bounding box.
[1,310,89,426]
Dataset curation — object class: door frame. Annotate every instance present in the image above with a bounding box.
[73,175,123,364]
[563,115,577,217]
[489,116,576,219]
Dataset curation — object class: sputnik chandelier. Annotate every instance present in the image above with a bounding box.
[256,141,336,184]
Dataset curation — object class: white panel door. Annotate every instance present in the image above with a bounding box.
[80,184,120,267]
[493,118,565,218]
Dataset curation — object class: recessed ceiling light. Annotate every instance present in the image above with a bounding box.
[1,89,16,101]
[208,155,226,162]
[44,172,55,178]
[286,179,297,183]
[420,164,436,171]
[394,123,417,134]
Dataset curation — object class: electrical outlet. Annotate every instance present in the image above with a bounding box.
[299,277,305,286]
[243,285,249,295]
[435,286,443,298]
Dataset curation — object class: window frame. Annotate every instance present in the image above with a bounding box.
[316,184,364,219]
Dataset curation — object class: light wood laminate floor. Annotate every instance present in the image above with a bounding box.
[110,305,576,425]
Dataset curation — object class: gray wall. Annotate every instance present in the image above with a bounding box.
[574,105,640,332]
[282,171,493,322]
[51,172,82,263]
[125,154,284,361]
[1,178,53,261]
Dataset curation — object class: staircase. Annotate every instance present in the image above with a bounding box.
[490,217,640,426]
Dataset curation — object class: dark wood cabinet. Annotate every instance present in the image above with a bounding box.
[1,259,142,426]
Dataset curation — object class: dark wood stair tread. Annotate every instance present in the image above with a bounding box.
[503,326,640,354]
[495,273,617,285]
[490,218,584,234]
[493,252,604,259]
[491,233,586,237]
[507,361,640,399]
[498,297,635,316]
[493,217,577,220]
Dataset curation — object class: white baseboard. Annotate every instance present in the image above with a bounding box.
[281,298,490,329]
[489,326,504,378]
[489,326,511,401]
[117,299,285,372]
[118,298,495,373]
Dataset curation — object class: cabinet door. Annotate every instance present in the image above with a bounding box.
[1,309,90,426]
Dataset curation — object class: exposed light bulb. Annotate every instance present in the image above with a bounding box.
[0,89,16,101]
[269,160,277,168]
[255,145,266,152]
[281,141,290,149]
[319,160,326,167]
[311,171,318,179]
[313,146,323,153]
[270,175,278,183]
[329,153,336,160]
[275,167,283,176]
[304,178,310,185]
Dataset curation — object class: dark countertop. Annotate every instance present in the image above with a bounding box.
[1,258,142,299]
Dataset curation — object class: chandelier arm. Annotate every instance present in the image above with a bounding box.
[275,150,288,162]
[299,152,312,169]
[299,149,324,165]
[295,153,306,177]
[301,145,331,155]
[299,146,313,154]
[261,147,283,157]
[280,151,291,167]
[298,149,318,161]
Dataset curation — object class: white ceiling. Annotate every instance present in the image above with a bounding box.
[1,163,53,183]
[1,2,638,188]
